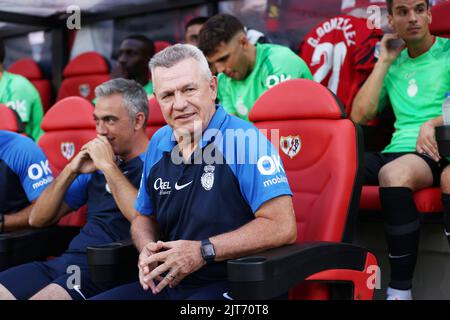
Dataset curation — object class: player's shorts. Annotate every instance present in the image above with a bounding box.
[90,280,230,300]
[364,151,449,186]
[0,252,113,300]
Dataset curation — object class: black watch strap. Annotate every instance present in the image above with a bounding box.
[201,238,216,263]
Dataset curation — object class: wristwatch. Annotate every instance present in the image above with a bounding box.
[200,239,216,264]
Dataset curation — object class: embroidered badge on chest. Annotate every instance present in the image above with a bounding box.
[236,97,248,116]
[201,165,215,191]
[407,79,418,98]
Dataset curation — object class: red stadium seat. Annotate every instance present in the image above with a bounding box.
[0,104,23,132]
[0,98,95,269]
[360,186,442,213]
[57,52,110,101]
[154,40,172,53]
[8,58,52,113]
[245,79,376,300]
[146,96,166,139]
[430,2,450,38]
[39,96,97,226]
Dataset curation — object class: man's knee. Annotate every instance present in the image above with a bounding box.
[29,283,72,300]
[379,164,414,188]
[379,156,433,189]
[0,283,16,300]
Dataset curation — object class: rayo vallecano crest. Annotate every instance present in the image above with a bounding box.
[79,84,90,98]
[61,142,75,160]
[280,135,301,159]
[201,165,215,191]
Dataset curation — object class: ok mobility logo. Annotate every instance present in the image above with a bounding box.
[257,155,288,188]
[28,160,53,190]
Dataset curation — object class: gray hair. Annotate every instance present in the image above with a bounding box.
[95,78,149,128]
[149,43,212,83]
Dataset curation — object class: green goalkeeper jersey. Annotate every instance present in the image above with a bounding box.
[218,43,313,122]
[379,36,450,153]
[0,71,44,141]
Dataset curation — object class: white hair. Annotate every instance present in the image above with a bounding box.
[149,43,212,81]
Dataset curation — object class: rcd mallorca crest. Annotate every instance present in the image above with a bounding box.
[201,165,215,191]
[78,84,90,98]
[61,142,75,160]
[280,135,301,159]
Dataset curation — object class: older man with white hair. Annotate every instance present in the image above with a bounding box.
[90,43,297,300]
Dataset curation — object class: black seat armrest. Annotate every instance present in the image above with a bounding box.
[0,226,80,271]
[87,239,138,287]
[227,242,374,300]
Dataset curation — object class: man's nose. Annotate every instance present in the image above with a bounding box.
[215,63,225,74]
[173,91,188,110]
[408,10,418,23]
[118,54,127,65]
[96,121,108,135]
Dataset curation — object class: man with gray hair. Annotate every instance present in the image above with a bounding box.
[90,44,296,300]
[0,78,149,300]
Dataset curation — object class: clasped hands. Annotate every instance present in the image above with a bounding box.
[138,240,206,295]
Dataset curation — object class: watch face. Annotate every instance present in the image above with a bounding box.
[201,241,215,262]
[203,244,215,257]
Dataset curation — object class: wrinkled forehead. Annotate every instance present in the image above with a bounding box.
[153,58,206,91]
[94,93,128,117]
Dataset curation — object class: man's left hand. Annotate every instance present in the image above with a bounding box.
[83,135,116,172]
[140,240,206,294]
[417,120,440,162]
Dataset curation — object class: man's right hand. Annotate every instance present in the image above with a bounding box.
[68,149,97,174]
[138,241,164,291]
[378,33,406,65]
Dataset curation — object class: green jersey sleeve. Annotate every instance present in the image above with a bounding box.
[217,75,236,115]
[291,55,313,80]
[5,75,44,141]
[447,42,450,80]
[262,47,313,90]
[18,80,44,141]
[28,93,44,141]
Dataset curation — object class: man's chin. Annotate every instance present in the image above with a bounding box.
[402,29,428,40]
[111,145,121,156]
[174,126,195,136]
[230,73,242,81]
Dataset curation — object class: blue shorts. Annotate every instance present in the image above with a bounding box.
[90,280,230,300]
[0,252,112,300]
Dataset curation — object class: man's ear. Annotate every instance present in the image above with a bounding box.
[387,13,394,30]
[239,32,249,49]
[135,112,146,131]
[210,76,218,100]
